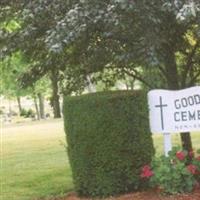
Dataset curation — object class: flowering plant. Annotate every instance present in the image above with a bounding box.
[141,147,200,194]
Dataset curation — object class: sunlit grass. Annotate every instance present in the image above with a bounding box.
[153,132,200,156]
[1,119,73,200]
[1,119,199,200]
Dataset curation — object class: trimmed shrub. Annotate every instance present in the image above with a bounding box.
[20,108,35,118]
[20,108,27,117]
[63,90,155,197]
[26,109,35,118]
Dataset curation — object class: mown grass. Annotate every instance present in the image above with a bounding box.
[1,119,73,200]
[1,119,199,200]
[153,132,200,155]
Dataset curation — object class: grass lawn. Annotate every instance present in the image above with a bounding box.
[1,119,200,200]
[153,131,200,155]
[1,119,73,200]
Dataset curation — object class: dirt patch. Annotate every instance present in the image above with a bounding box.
[47,189,200,200]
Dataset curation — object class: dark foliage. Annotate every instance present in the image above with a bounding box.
[63,90,155,197]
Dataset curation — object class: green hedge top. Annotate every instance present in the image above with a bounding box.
[63,90,155,197]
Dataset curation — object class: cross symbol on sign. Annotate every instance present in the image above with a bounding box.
[155,96,168,130]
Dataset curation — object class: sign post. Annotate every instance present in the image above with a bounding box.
[148,86,200,156]
[163,132,172,156]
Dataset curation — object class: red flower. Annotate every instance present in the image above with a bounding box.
[140,165,154,178]
[187,164,197,175]
[176,151,185,161]
[188,150,194,158]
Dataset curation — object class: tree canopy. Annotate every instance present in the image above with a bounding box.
[1,0,200,92]
[1,0,200,150]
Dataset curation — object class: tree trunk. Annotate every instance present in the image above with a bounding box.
[180,132,193,151]
[125,83,129,90]
[164,51,179,90]
[86,75,96,93]
[130,79,135,90]
[33,96,40,120]
[8,99,12,117]
[50,70,61,118]
[38,93,45,119]
[17,96,22,114]
[163,50,193,152]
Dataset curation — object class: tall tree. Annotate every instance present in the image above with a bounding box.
[50,68,61,118]
[0,53,29,113]
[33,77,51,119]
[2,0,200,151]
[46,0,200,151]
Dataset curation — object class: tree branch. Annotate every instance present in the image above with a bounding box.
[122,68,154,89]
[181,40,200,87]
[157,65,169,82]
[188,70,200,86]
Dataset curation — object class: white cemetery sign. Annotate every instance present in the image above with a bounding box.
[148,86,200,156]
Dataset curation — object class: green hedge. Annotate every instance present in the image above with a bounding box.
[63,90,155,197]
